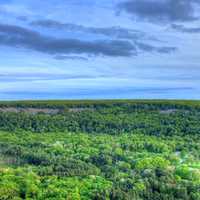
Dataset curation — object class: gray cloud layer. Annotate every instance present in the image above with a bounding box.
[0,23,136,57]
[0,23,176,59]
[30,19,176,54]
[118,0,199,23]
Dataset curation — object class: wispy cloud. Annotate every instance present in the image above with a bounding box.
[171,24,200,33]
[135,42,176,54]
[30,19,146,40]
[53,55,88,61]
[0,72,109,82]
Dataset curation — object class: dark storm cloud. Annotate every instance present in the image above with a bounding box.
[0,23,136,57]
[30,19,146,40]
[171,24,200,33]
[118,0,199,23]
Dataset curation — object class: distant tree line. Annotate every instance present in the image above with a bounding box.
[0,106,199,135]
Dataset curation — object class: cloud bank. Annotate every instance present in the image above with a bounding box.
[0,23,136,57]
[0,23,176,59]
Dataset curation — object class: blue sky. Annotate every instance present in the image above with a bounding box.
[0,0,200,100]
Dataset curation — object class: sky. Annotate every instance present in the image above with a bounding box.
[0,0,200,100]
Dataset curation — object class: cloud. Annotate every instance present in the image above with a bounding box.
[135,42,176,54]
[0,23,176,58]
[118,0,199,23]
[53,55,88,61]
[0,72,108,82]
[30,19,176,54]
[0,23,136,57]
[30,19,146,41]
[171,24,200,33]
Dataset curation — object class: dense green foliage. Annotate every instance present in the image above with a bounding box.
[0,100,199,199]
[0,100,200,136]
[0,132,199,199]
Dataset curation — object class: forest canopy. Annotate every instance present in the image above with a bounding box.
[0,100,199,200]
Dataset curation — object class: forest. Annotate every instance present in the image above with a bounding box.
[0,100,199,200]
